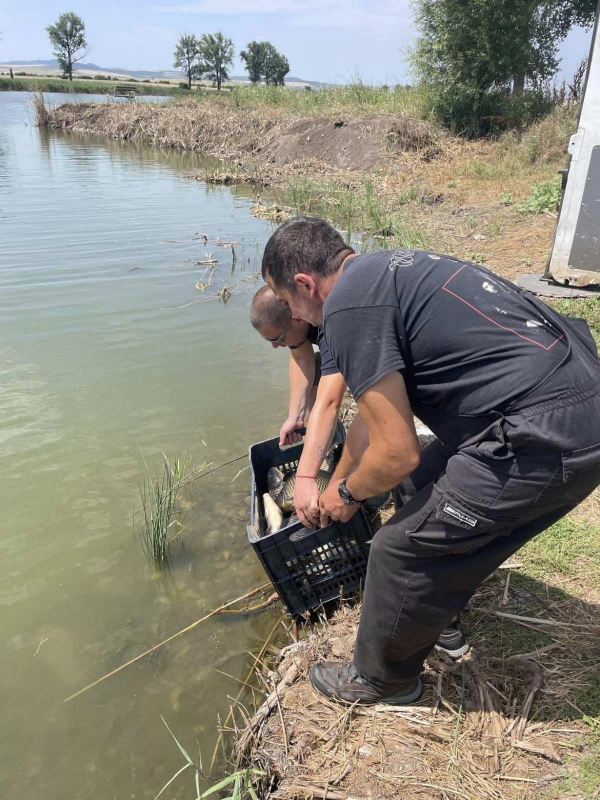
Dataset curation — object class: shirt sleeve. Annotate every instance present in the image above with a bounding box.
[317,331,339,376]
[324,305,406,398]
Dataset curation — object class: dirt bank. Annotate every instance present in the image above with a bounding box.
[41,100,440,173]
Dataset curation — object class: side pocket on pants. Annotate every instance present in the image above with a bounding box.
[406,489,516,555]
[562,441,600,499]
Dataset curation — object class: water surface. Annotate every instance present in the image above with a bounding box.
[0,91,288,799]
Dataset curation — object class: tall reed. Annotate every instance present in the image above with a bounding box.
[138,454,180,564]
[32,91,50,126]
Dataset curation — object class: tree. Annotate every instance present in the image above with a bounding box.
[173,33,201,89]
[46,12,88,81]
[263,44,290,86]
[240,40,290,86]
[240,41,266,84]
[198,32,234,91]
[411,0,598,104]
[509,0,597,93]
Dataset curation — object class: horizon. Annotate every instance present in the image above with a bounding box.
[0,1,593,85]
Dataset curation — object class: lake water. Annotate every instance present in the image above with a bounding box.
[0,92,289,799]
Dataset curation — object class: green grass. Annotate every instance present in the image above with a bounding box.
[0,76,178,96]
[281,175,427,249]
[520,517,600,580]
[545,296,600,347]
[225,81,431,119]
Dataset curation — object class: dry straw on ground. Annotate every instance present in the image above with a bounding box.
[232,570,600,800]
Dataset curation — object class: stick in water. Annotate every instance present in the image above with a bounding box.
[63,583,270,703]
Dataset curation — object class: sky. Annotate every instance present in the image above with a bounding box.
[0,0,594,84]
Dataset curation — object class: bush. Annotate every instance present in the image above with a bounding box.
[428,87,556,138]
[178,82,190,90]
[518,176,562,214]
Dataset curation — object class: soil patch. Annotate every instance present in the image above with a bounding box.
[262,115,441,172]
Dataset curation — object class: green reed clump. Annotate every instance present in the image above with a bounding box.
[138,455,180,564]
[156,715,264,800]
[137,450,209,564]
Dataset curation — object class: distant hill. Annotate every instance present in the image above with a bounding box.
[0,59,325,87]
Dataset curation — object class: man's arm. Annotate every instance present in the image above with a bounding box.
[293,372,347,527]
[280,342,316,446]
[319,372,420,526]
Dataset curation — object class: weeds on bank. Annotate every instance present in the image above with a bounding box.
[518,176,562,214]
[283,175,427,249]
[225,81,432,119]
[156,716,264,800]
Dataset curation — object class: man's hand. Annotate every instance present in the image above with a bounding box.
[319,479,360,528]
[279,417,304,447]
[294,476,320,528]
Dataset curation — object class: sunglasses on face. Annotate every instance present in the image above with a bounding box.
[264,316,292,344]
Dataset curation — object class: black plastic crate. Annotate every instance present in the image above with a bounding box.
[247,421,374,615]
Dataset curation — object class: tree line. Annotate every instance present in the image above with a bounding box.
[410,0,596,135]
[38,11,291,90]
[174,33,290,90]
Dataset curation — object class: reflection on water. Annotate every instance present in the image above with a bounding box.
[0,92,288,799]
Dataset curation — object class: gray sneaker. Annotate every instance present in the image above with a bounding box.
[309,661,423,705]
[434,624,470,658]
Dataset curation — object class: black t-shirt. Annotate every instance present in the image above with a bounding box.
[290,324,338,376]
[323,250,598,441]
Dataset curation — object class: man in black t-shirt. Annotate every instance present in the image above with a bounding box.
[263,216,600,706]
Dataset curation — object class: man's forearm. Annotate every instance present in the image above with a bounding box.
[333,414,369,479]
[346,442,418,501]
[288,352,313,424]
[297,397,338,475]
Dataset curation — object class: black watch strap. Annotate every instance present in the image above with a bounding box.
[338,479,362,506]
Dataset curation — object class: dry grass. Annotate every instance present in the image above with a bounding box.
[233,551,600,800]
[40,97,286,160]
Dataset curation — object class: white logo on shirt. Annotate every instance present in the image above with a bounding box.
[388,250,414,270]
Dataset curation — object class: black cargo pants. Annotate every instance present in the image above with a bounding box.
[353,380,600,688]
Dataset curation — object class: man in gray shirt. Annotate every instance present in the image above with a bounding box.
[262,216,600,706]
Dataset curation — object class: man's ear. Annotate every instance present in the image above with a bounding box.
[294,273,317,294]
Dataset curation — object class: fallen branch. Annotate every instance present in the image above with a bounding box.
[63,583,270,703]
[487,609,600,632]
[235,662,300,756]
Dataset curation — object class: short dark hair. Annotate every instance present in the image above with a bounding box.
[250,285,290,330]
[262,216,354,290]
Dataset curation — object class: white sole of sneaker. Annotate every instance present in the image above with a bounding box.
[434,642,470,658]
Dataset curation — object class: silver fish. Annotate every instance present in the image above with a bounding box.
[267,442,342,514]
[262,492,284,534]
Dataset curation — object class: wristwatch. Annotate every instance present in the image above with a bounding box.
[338,479,363,506]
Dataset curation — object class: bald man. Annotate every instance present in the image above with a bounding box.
[250,285,347,527]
